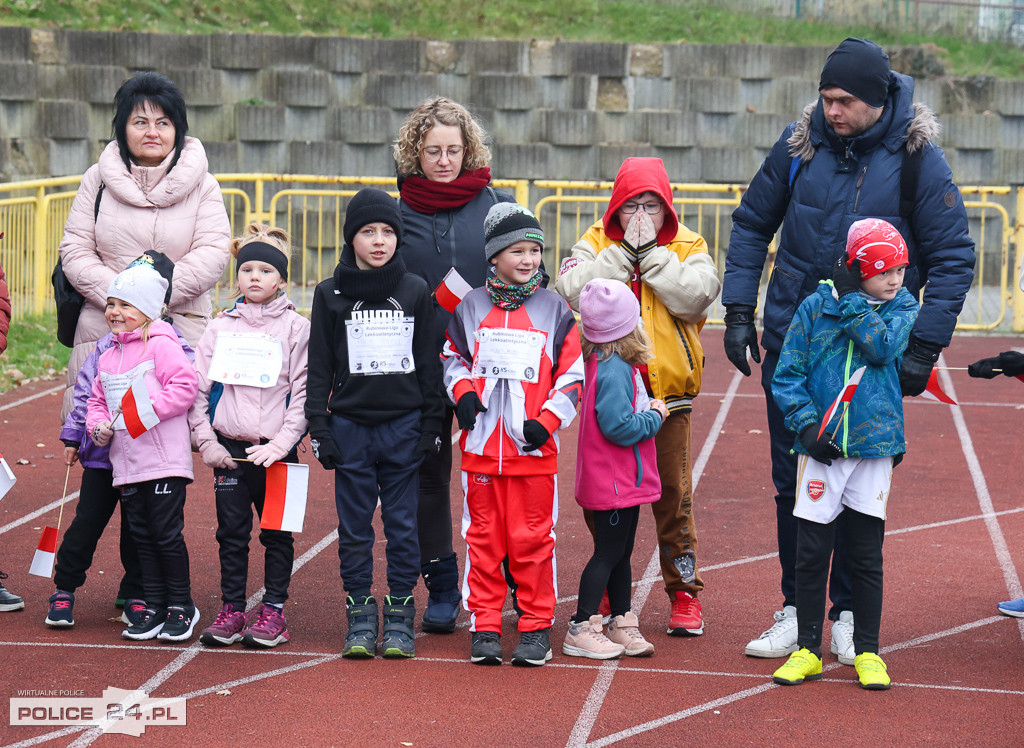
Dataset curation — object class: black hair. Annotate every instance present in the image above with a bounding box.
[111,71,189,171]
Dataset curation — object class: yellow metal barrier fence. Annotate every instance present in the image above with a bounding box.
[0,175,1019,333]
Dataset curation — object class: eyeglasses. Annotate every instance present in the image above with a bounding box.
[421,145,466,162]
[620,201,663,215]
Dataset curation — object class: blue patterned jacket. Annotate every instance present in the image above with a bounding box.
[772,282,918,458]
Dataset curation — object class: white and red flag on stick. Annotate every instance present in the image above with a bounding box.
[29,527,58,577]
[121,375,160,438]
[921,368,957,405]
[260,462,308,533]
[817,366,866,439]
[433,268,472,314]
[0,450,16,501]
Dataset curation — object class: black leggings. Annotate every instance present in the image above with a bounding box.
[417,406,455,563]
[796,508,884,655]
[573,505,640,622]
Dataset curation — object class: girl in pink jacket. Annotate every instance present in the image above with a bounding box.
[86,261,199,643]
[189,224,309,650]
[563,279,666,661]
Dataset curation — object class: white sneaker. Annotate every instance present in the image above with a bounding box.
[830,610,855,666]
[744,605,798,658]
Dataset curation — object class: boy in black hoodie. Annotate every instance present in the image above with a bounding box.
[305,188,444,659]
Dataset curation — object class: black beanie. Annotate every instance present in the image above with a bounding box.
[819,37,891,109]
[343,188,403,248]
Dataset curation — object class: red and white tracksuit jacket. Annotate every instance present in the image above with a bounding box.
[442,286,584,633]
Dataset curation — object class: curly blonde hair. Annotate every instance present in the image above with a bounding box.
[393,96,492,178]
[581,324,653,368]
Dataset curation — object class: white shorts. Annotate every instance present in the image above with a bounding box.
[793,454,893,524]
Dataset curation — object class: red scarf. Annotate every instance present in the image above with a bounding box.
[398,167,492,214]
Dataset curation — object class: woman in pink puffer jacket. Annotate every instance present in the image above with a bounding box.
[58,71,230,421]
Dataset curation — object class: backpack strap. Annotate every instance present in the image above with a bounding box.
[788,155,803,192]
[93,183,105,221]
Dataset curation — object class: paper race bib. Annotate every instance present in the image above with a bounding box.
[474,328,546,383]
[209,332,283,388]
[100,360,155,430]
[346,310,416,375]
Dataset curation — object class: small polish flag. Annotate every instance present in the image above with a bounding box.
[434,268,473,314]
[922,368,957,405]
[0,451,16,501]
[260,462,308,533]
[29,526,59,577]
[121,375,160,439]
[818,366,866,439]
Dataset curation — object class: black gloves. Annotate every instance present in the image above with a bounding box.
[309,431,342,471]
[899,336,942,396]
[455,392,487,431]
[968,351,1024,379]
[522,419,551,452]
[723,305,760,377]
[416,432,442,459]
[832,256,861,298]
[799,425,842,466]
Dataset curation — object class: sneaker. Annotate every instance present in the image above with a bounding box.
[381,595,415,658]
[563,615,626,660]
[158,604,201,642]
[512,628,552,666]
[830,611,855,666]
[745,605,798,658]
[854,652,891,690]
[606,612,655,657]
[200,603,248,647]
[997,597,1024,617]
[772,648,823,686]
[242,604,290,649]
[470,631,503,665]
[0,572,24,612]
[121,599,148,628]
[45,590,75,627]
[668,591,704,636]
[122,607,166,640]
[342,596,378,659]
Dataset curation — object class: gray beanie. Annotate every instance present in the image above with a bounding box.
[107,264,168,322]
[483,203,544,262]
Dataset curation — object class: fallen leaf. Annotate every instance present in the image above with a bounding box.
[35,443,45,447]
[747,429,762,434]
[16,459,29,465]
[216,689,232,696]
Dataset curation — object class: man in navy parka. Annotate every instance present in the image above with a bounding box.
[721,37,974,662]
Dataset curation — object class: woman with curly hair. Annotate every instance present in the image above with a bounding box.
[393,96,516,634]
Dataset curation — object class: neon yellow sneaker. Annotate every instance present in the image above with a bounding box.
[772,648,823,685]
[854,652,891,690]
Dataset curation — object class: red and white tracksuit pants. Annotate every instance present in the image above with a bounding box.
[461,472,557,633]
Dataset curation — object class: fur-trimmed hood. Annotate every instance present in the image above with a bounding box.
[787,71,940,162]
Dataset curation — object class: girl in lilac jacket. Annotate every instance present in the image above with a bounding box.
[86,262,199,644]
[564,279,666,661]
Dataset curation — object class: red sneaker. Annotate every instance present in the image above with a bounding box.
[668,591,704,636]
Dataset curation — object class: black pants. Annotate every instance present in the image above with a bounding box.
[762,349,852,620]
[574,505,640,622]
[53,467,143,599]
[120,477,191,609]
[417,405,454,562]
[213,437,296,609]
[795,508,885,655]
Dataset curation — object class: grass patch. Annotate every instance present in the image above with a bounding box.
[0,314,69,394]
[1,0,1023,78]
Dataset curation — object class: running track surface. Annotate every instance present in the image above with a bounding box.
[1,328,1023,747]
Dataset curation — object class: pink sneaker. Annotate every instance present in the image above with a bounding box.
[200,603,247,647]
[562,615,625,660]
[606,611,655,656]
[242,604,290,648]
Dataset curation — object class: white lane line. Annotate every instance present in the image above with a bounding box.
[65,528,339,748]
[0,493,80,535]
[938,362,1024,645]
[565,368,745,748]
[0,383,63,412]
[585,615,1014,746]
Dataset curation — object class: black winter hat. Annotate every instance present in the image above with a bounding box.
[819,37,891,109]
[343,188,403,248]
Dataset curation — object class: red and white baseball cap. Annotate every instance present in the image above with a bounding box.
[846,218,909,280]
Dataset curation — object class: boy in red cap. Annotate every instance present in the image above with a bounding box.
[769,218,917,691]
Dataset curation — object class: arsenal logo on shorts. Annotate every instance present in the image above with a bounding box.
[807,479,826,501]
